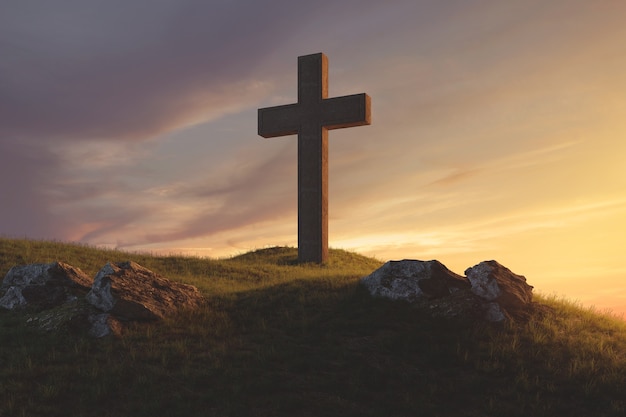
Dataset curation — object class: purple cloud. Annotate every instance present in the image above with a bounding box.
[0,141,67,238]
[0,0,397,143]
[0,1,317,141]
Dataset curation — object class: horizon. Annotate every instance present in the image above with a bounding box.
[2,1,625,317]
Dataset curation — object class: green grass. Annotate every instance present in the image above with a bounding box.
[1,237,625,417]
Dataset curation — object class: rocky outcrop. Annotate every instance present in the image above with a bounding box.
[0,261,204,337]
[361,259,534,323]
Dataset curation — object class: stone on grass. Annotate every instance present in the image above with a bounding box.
[1,260,204,337]
[361,259,534,323]
[360,260,470,302]
[465,260,533,320]
[86,261,204,321]
[0,262,92,310]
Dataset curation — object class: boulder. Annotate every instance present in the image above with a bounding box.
[361,259,534,323]
[360,260,470,303]
[86,261,204,321]
[465,260,533,320]
[0,262,92,310]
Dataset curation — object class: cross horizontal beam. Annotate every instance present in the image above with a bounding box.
[258,93,371,138]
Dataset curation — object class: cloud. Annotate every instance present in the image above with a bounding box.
[426,169,482,187]
[26,137,298,249]
[0,0,412,144]
[0,1,316,142]
[0,142,67,238]
[137,142,298,245]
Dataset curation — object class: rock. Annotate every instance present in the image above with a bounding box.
[1,262,92,289]
[26,298,91,332]
[2,260,204,337]
[88,313,124,338]
[422,290,487,320]
[360,260,470,302]
[465,260,533,319]
[86,261,204,321]
[361,259,534,323]
[0,262,92,310]
[483,302,507,323]
[0,287,27,310]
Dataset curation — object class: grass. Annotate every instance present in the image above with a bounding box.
[1,237,625,417]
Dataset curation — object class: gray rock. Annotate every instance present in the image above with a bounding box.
[1,262,92,289]
[86,271,115,312]
[466,262,502,300]
[0,262,92,310]
[483,302,506,322]
[0,286,27,309]
[88,313,123,338]
[1,263,50,288]
[465,260,533,318]
[360,260,470,303]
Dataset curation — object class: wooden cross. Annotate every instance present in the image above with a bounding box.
[258,53,371,263]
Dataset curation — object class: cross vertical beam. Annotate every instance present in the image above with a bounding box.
[258,53,371,263]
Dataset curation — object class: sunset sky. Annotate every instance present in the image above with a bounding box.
[2,1,625,315]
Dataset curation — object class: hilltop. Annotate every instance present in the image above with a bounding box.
[1,237,625,417]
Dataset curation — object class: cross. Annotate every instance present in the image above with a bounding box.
[258,53,371,264]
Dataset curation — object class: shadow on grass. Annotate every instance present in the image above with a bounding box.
[214,280,478,417]
[2,273,625,417]
[191,279,626,417]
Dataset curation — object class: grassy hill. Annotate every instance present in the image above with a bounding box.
[1,237,625,417]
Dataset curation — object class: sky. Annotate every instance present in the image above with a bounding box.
[2,1,625,316]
